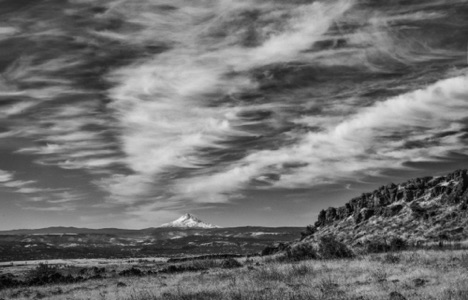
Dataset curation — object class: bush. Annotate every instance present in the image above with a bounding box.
[365,237,407,253]
[0,273,20,289]
[27,263,58,280]
[221,258,242,269]
[389,237,407,251]
[383,253,401,264]
[261,243,288,256]
[300,225,317,240]
[284,243,317,261]
[160,264,206,274]
[365,240,390,253]
[25,264,77,286]
[318,236,354,259]
[118,267,144,277]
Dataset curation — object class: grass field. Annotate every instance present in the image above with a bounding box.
[1,249,468,300]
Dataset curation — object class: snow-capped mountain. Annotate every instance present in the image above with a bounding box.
[159,214,220,229]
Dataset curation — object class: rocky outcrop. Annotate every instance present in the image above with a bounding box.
[311,169,468,245]
[315,170,468,228]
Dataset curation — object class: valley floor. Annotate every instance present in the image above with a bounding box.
[1,250,468,300]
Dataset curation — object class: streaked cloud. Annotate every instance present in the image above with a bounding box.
[1,0,467,228]
[0,170,14,183]
[101,0,355,203]
[174,74,468,201]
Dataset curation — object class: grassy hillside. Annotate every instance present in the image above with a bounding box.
[1,249,468,299]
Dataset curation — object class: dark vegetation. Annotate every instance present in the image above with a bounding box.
[364,237,407,253]
[280,236,354,261]
[0,257,245,290]
[0,227,303,262]
[167,254,243,263]
[0,264,85,290]
[0,263,120,289]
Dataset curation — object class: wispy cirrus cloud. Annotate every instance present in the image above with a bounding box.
[173,74,468,201]
[101,0,355,202]
[16,190,83,212]
[0,170,14,183]
[0,176,74,214]
[1,0,468,228]
[0,169,82,209]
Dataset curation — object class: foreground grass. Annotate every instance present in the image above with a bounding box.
[1,250,468,300]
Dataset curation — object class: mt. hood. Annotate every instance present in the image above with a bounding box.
[159,214,220,229]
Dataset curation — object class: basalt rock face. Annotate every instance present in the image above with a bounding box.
[312,169,468,245]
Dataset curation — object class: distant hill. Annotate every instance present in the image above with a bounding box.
[0,227,155,236]
[309,169,468,246]
[0,224,303,262]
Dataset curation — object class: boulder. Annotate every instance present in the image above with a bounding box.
[383,204,404,217]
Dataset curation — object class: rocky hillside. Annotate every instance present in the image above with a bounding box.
[311,169,468,246]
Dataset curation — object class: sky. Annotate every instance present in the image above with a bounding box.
[0,0,468,229]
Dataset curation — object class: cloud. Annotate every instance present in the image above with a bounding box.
[0,172,38,191]
[102,0,355,202]
[0,170,14,183]
[2,180,36,188]
[246,0,353,65]
[22,205,76,212]
[16,187,47,194]
[14,104,122,173]
[0,26,18,37]
[0,170,66,200]
[174,74,468,200]
[16,190,84,212]
[0,167,83,211]
[2,0,467,218]
[95,174,153,203]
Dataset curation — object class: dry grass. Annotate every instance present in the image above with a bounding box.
[2,250,468,299]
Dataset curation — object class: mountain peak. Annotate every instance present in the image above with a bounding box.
[159,214,220,229]
[180,213,198,221]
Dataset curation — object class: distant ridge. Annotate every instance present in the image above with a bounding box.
[159,213,220,229]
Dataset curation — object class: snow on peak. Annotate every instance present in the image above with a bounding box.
[159,214,220,228]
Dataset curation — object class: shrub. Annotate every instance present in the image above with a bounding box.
[300,225,316,240]
[261,243,288,256]
[27,263,58,280]
[118,267,144,277]
[0,273,20,289]
[365,239,390,253]
[25,263,77,285]
[389,237,407,251]
[383,253,401,264]
[221,258,242,269]
[318,236,354,259]
[284,243,317,261]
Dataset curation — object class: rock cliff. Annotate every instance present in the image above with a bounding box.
[311,169,468,245]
